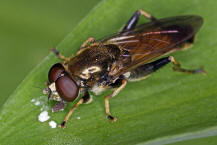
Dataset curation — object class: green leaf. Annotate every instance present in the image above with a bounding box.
[0,0,216,145]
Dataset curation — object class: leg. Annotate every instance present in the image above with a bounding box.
[80,37,96,48]
[169,56,206,74]
[58,91,91,128]
[77,37,96,52]
[121,9,157,32]
[125,56,205,81]
[105,79,127,122]
[51,48,70,61]
[59,98,84,128]
[51,37,95,60]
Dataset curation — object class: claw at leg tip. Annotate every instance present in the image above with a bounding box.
[107,115,118,123]
[199,67,206,75]
[110,117,117,123]
[58,121,66,128]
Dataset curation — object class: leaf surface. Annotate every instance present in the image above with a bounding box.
[0,0,217,145]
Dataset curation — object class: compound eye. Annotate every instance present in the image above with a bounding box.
[48,63,65,83]
[55,75,79,102]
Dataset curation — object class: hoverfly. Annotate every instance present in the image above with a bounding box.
[43,9,205,128]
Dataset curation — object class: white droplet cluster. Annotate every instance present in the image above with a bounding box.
[38,111,50,122]
[31,96,57,128]
[49,120,57,128]
[34,101,40,106]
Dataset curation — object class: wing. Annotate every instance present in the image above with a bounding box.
[101,15,203,79]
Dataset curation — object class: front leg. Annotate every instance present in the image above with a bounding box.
[51,37,96,61]
[59,91,92,128]
[80,37,96,48]
[59,98,84,128]
[51,48,70,62]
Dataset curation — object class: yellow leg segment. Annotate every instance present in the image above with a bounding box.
[105,79,127,122]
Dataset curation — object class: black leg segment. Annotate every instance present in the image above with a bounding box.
[122,11,141,32]
[121,9,157,33]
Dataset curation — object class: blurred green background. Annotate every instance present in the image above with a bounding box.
[0,0,101,106]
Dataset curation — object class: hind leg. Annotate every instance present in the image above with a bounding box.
[125,56,205,81]
[169,56,205,75]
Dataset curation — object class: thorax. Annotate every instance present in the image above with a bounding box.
[64,44,120,88]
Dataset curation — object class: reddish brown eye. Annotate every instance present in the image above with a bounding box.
[55,75,79,102]
[48,63,65,83]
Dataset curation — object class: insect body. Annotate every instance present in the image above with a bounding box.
[43,9,205,128]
